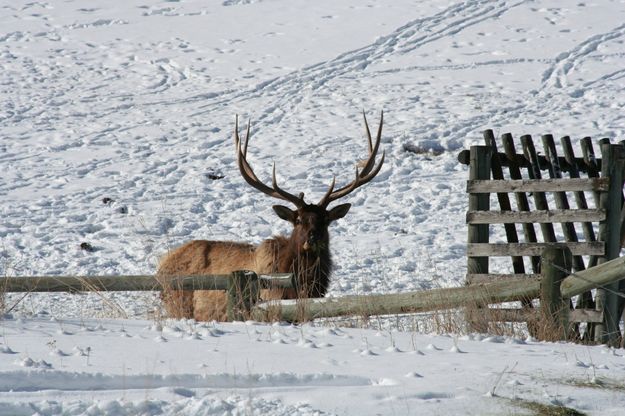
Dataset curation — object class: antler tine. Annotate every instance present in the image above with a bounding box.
[317,175,336,207]
[243,119,251,158]
[319,111,385,207]
[234,114,240,150]
[234,115,251,158]
[234,117,305,207]
[360,111,383,176]
[363,110,373,153]
[272,163,306,207]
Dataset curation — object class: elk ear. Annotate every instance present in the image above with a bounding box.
[328,203,351,222]
[272,205,297,223]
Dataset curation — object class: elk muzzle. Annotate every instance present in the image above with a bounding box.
[303,234,324,253]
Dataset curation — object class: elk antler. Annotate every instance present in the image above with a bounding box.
[318,111,385,208]
[234,116,305,208]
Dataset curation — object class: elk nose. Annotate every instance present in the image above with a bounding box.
[303,234,318,251]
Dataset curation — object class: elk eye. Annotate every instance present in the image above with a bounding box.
[295,217,301,225]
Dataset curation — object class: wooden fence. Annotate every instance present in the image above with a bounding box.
[4,251,625,345]
[457,130,625,345]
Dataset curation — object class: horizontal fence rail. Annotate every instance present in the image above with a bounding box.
[466,242,605,257]
[466,209,606,224]
[466,177,609,193]
[467,273,539,284]
[251,253,625,323]
[252,277,543,322]
[1,273,294,293]
[3,253,625,328]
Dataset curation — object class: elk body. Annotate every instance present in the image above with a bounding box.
[157,113,385,321]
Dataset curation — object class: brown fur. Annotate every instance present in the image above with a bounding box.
[157,214,334,321]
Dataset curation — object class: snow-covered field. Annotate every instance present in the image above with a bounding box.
[2,0,625,414]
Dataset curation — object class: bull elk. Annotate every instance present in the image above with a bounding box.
[157,112,385,321]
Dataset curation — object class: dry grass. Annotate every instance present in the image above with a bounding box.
[513,399,586,416]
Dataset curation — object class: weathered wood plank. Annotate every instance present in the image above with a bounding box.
[521,135,559,253]
[483,130,526,276]
[542,134,586,275]
[467,177,609,194]
[466,209,605,224]
[467,273,539,284]
[561,253,625,299]
[562,136,598,271]
[594,142,625,345]
[0,273,294,293]
[466,145,492,333]
[581,137,601,206]
[467,242,605,257]
[252,277,543,322]
[467,146,491,276]
[540,246,572,341]
[227,271,259,321]
[575,137,600,326]
[470,308,603,323]
[502,133,540,274]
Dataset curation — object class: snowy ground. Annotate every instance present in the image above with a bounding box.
[2,0,625,414]
[2,317,625,416]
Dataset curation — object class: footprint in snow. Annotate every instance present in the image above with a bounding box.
[173,387,195,398]
[449,345,466,353]
[18,357,52,369]
[49,348,71,357]
[0,345,17,354]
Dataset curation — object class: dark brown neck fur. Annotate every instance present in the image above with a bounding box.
[273,235,332,298]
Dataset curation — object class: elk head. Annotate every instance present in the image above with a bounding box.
[234,112,385,255]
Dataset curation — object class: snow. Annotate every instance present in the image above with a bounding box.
[2,318,625,415]
[1,0,625,414]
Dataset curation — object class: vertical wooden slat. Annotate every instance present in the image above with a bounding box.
[227,270,259,321]
[542,134,586,341]
[466,146,491,333]
[501,134,540,273]
[580,137,603,342]
[561,136,596,319]
[561,136,597,262]
[541,134,585,273]
[595,142,625,346]
[467,146,491,276]
[521,134,563,339]
[540,246,572,341]
[483,130,525,275]
[581,137,601,206]
[521,135,558,243]
[490,132,538,336]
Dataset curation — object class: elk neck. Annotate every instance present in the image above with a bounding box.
[274,233,333,298]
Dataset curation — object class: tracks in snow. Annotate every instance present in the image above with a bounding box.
[191,0,529,124]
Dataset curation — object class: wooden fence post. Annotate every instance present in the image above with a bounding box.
[467,145,492,275]
[540,246,572,341]
[466,145,491,332]
[227,270,259,321]
[595,143,625,345]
